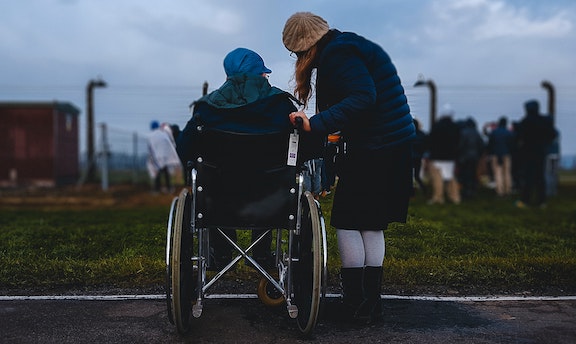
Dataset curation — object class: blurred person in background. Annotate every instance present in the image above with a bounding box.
[514,100,557,208]
[322,132,342,196]
[487,116,515,197]
[303,157,324,199]
[425,105,461,205]
[147,120,180,194]
[457,117,485,199]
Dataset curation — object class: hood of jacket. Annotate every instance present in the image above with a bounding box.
[198,74,288,109]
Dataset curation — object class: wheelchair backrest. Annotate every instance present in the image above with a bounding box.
[194,129,290,169]
[192,129,298,229]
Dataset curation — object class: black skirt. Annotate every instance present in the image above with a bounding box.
[330,143,412,230]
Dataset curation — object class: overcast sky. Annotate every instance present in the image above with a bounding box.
[1,0,575,157]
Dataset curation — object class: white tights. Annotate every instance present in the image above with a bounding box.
[336,229,385,268]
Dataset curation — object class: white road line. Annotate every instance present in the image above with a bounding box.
[1,294,576,302]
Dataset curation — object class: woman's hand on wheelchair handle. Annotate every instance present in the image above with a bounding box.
[289,111,311,132]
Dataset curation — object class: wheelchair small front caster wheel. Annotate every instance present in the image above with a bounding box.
[257,277,285,307]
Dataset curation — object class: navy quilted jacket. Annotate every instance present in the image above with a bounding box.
[176,74,297,165]
[311,30,415,151]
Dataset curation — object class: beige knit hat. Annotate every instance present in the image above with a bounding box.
[282,12,329,53]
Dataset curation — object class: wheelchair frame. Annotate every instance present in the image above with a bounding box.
[165,128,328,336]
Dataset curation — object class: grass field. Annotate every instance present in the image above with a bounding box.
[1,177,575,296]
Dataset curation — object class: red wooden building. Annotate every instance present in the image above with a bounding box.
[0,101,81,187]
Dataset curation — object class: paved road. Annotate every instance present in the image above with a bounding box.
[2,296,576,343]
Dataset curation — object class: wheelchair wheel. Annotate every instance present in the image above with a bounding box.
[292,191,323,335]
[257,276,285,307]
[170,188,196,334]
[165,196,178,325]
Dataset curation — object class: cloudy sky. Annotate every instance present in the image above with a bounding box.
[1,0,575,158]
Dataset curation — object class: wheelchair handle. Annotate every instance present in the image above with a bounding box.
[294,116,304,130]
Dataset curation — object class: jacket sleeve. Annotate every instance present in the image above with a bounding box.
[310,48,377,135]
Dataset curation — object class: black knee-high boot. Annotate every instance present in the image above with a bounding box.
[357,266,383,323]
[340,267,365,318]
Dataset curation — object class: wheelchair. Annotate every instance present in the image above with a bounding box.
[165,124,328,336]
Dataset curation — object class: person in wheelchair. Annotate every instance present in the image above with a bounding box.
[176,47,303,270]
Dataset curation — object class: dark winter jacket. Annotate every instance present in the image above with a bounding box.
[176,74,298,164]
[457,119,485,163]
[515,103,556,157]
[487,126,514,158]
[311,30,415,152]
[426,116,461,160]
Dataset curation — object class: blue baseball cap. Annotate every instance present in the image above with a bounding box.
[223,48,272,77]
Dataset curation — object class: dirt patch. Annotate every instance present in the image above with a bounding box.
[0,184,178,210]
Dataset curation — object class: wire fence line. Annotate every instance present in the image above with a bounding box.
[68,81,575,189]
[80,117,574,191]
[80,124,151,188]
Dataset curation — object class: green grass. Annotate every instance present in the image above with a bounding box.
[381,184,576,293]
[1,182,575,295]
[0,207,167,290]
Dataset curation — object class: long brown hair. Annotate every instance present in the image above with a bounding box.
[293,30,334,108]
[293,45,318,108]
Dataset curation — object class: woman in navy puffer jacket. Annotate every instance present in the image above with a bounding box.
[283,12,415,324]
